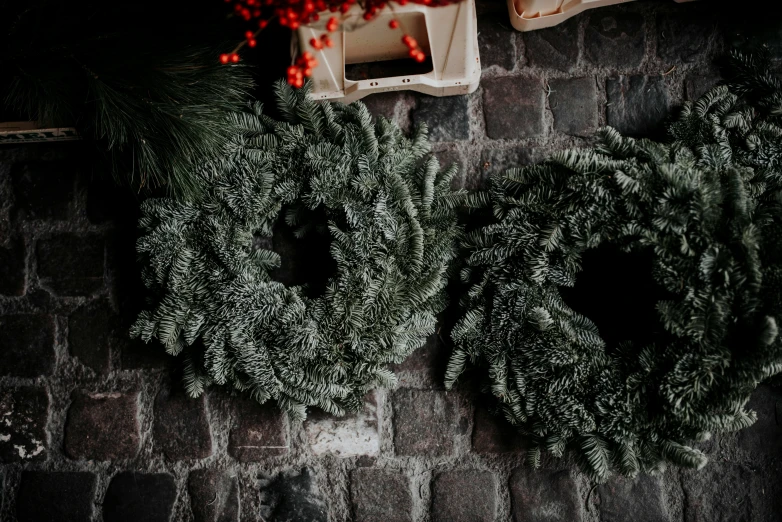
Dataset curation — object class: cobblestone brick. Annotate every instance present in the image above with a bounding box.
[549,77,598,137]
[0,386,49,462]
[657,7,717,64]
[413,95,469,141]
[432,470,497,522]
[479,15,516,71]
[259,468,327,522]
[103,472,176,522]
[118,337,171,370]
[738,385,782,457]
[362,92,404,121]
[483,76,544,139]
[471,147,542,190]
[685,71,722,101]
[0,314,55,377]
[682,463,751,522]
[228,397,288,461]
[154,386,212,460]
[350,468,412,522]
[68,300,112,373]
[36,233,105,296]
[433,148,464,189]
[390,333,449,386]
[510,468,583,522]
[64,391,140,460]
[12,161,75,221]
[0,237,26,296]
[472,406,525,454]
[606,76,670,137]
[392,388,461,456]
[524,16,579,72]
[188,469,240,522]
[598,475,669,522]
[585,7,646,69]
[304,392,379,457]
[16,471,97,522]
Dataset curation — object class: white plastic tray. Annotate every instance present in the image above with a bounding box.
[296,0,481,103]
[508,0,697,32]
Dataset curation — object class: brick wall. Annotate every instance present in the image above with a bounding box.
[1,1,782,521]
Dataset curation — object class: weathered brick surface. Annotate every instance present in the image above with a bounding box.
[656,7,717,64]
[16,471,96,522]
[585,6,646,69]
[524,17,579,72]
[259,468,327,522]
[685,70,722,101]
[11,161,75,221]
[413,95,470,141]
[0,237,25,296]
[119,337,171,370]
[431,470,497,522]
[64,391,140,460]
[472,406,525,454]
[68,300,112,373]
[510,468,582,522]
[350,468,412,522]
[0,314,55,377]
[738,385,782,457]
[0,387,49,463]
[154,386,212,460]
[392,388,461,456]
[606,75,670,137]
[362,92,405,121]
[483,76,545,139]
[36,233,105,296]
[189,469,240,522]
[228,397,288,461]
[304,392,379,457]
[390,333,449,386]
[598,475,669,522]
[681,463,752,522]
[549,77,599,137]
[479,14,516,71]
[103,472,177,522]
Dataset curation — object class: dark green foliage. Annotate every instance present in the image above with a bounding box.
[132,81,464,420]
[446,51,782,481]
[0,0,253,199]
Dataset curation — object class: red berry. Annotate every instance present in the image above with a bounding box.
[248,38,257,47]
[323,36,333,47]
[289,20,300,29]
[389,19,399,29]
[414,51,425,62]
[287,65,299,75]
[231,53,240,62]
[312,13,320,20]
[310,37,323,49]
[363,12,372,20]
[259,19,268,28]
[220,53,230,64]
[303,67,313,76]
[245,30,254,39]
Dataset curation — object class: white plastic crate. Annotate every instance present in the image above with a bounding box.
[508,0,697,32]
[296,0,480,103]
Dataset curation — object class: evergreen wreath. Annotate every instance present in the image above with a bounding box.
[445,51,782,481]
[131,81,464,420]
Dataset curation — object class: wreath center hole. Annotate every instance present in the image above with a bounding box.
[558,244,674,351]
[264,207,339,299]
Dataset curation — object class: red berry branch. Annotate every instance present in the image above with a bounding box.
[220,0,458,86]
